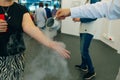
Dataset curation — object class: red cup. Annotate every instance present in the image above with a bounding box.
[0,14,5,20]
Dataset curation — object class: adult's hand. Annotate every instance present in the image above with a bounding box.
[0,19,8,32]
[49,41,71,59]
[72,18,80,22]
[56,8,71,20]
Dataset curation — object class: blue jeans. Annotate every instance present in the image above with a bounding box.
[80,33,94,73]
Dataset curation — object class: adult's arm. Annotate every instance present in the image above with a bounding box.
[22,13,70,59]
[70,0,120,20]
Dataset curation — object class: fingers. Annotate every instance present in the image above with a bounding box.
[56,48,70,59]
[0,28,8,32]
[50,41,71,59]
[72,18,80,22]
[63,49,71,59]
[0,19,7,24]
[56,44,71,59]
[56,8,70,20]
[56,10,66,20]
[0,19,8,32]
[72,18,76,21]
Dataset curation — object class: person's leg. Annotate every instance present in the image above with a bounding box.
[75,33,88,70]
[75,33,93,71]
[80,33,87,68]
[81,33,94,73]
[80,33,96,79]
[0,54,24,80]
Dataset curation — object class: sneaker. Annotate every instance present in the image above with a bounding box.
[75,65,88,72]
[83,72,96,80]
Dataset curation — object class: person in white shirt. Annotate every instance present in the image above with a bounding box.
[56,0,120,20]
[35,2,47,29]
[56,0,120,80]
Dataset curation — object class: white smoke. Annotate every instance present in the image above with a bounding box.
[23,28,72,80]
[116,67,120,80]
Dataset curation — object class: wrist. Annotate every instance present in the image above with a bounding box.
[48,41,54,49]
[65,8,71,16]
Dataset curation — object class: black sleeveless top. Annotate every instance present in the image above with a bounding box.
[0,2,29,56]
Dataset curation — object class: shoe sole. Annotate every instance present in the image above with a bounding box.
[75,67,88,72]
[80,68,88,72]
[84,73,96,80]
[75,68,88,72]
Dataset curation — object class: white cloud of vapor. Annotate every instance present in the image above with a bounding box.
[23,29,72,80]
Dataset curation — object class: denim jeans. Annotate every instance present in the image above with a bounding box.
[80,33,94,73]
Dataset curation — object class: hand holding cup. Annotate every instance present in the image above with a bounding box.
[0,14,8,32]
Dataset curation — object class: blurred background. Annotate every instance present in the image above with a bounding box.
[18,0,61,12]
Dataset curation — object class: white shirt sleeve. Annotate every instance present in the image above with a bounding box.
[70,0,120,20]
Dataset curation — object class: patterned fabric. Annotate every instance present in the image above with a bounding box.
[0,54,24,80]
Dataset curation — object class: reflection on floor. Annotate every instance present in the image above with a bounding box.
[23,33,120,80]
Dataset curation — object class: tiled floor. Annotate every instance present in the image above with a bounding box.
[23,33,120,80]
